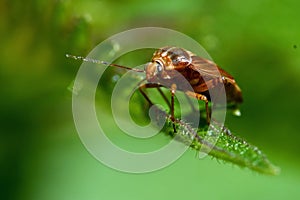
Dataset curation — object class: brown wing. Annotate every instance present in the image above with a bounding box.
[189,55,243,104]
[189,55,234,79]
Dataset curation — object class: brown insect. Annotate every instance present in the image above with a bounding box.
[67,46,243,131]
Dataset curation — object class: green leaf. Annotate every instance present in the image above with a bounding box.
[154,107,280,175]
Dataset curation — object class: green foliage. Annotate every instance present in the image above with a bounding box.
[156,108,280,175]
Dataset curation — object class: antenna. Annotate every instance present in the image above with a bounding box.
[66,54,145,73]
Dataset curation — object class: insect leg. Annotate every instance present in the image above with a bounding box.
[139,83,162,105]
[156,87,172,109]
[190,77,227,123]
[139,83,172,110]
[139,83,178,133]
[170,84,177,132]
[185,91,210,124]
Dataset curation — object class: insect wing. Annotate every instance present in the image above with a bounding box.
[189,56,234,79]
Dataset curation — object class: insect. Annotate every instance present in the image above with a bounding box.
[67,46,243,131]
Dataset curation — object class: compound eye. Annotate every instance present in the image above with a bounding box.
[155,61,163,73]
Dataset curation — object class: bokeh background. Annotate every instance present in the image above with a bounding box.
[1,0,300,199]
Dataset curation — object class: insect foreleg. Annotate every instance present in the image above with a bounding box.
[156,87,171,109]
[138,83,171,107]
[139,83,158,105]
[139,83,178,133]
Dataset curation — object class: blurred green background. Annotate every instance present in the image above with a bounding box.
[1,0,300,199]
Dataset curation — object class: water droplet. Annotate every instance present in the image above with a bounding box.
[111,74,120,83]
[233,109,241,116]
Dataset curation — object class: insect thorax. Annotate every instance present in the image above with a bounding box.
[153,47,192,70]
